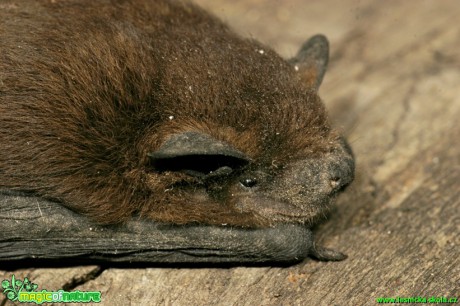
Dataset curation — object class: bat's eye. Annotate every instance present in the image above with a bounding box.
[240,177,257,188]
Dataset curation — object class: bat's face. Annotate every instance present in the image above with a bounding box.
[229,137,354,225]
[147,131,354,227]
[143,35,355,227]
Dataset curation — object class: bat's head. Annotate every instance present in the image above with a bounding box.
[143,35,355,227]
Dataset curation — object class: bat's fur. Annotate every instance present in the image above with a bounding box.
[0,0,354,227]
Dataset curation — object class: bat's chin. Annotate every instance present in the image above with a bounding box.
[233,194,335,225]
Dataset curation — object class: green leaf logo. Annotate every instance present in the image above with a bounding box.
[1,275,38,301]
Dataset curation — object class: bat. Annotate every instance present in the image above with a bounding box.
[0,0,354,264]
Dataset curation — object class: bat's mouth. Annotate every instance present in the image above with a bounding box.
[232,194,335,224]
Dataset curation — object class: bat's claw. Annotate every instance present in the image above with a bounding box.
[309,241,347,261]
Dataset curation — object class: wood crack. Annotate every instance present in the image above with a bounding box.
[61,266,104,291]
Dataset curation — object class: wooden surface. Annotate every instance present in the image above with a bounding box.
[1,0,459,305]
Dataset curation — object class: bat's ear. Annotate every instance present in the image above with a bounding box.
[288,34,329,90]
[148,131,250,176]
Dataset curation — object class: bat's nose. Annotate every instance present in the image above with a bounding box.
[324,136,355,194]
[327,156,354,193]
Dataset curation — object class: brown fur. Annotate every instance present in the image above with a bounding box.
[0,0,351,227]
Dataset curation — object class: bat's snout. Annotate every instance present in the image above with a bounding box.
[327,153,355,194]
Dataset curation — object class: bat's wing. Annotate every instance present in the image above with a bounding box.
[0,192,345,265]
